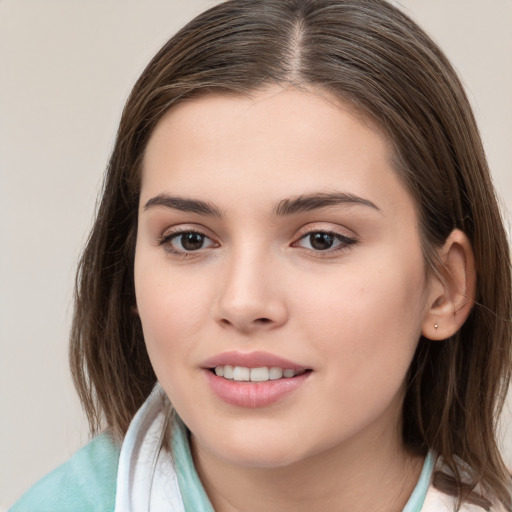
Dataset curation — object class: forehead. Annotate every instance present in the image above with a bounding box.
[140,86,410,218]
[145,87,385,151]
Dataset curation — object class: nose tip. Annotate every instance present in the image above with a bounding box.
[217,298,287,333]
[213,261,288,333]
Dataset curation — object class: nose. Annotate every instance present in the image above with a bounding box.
[213,247,288,333]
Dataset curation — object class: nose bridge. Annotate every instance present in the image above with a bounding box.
[214,241,287,331]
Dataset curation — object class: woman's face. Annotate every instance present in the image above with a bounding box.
[134,87,435,468]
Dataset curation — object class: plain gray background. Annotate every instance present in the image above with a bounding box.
[1,1,511,509]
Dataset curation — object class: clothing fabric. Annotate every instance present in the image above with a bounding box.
[10,385,499,512]
[113,385,213,512]
[9,431,119,512]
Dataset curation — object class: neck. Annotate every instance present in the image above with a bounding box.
[191,423,424,512]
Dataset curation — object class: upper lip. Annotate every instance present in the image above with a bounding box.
[201,351,309,371]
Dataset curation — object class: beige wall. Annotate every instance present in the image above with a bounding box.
[1,1,510,509]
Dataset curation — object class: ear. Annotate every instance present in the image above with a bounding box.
[422,229,476,341]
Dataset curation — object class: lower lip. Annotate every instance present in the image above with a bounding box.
[204,370,311,408]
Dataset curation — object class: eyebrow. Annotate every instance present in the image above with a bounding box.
[273,192,380,216]
[144,194,223,217]
[143,191,380,217]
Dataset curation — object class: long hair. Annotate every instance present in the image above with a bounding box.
[70,0,511,508]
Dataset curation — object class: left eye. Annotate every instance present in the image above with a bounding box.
[163,231,215,252]
[296,231,356,251]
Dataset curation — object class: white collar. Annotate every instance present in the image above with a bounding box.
[114,385,185,512]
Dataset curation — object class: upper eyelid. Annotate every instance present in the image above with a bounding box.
[293,222,357,239]
[297,230,355,241]
[160,224,215,238]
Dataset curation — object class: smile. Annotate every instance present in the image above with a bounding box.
[201,351,312,407]
[213,365,306,382]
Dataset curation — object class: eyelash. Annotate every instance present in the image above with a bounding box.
[158,229,218,257]
[293,230,358,255]
[158,228,358,257]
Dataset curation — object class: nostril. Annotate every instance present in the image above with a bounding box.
[217,315,279,330]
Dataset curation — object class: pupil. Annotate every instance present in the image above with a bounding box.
[310,232,334,250]
[181,233,204,250]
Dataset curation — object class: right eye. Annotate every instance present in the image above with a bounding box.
[160,230,217,254]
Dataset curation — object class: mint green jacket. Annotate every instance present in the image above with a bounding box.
[9,433,120,512]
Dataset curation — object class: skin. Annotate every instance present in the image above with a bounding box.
[134,86,447,511]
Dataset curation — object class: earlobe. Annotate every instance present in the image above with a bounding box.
[422,229,476,341]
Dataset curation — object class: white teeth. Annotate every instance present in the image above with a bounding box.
[213,365,303,382]
[269,367,283,380]
[250,367,269,382]
[223,365,234,379]
[233,366,250,381]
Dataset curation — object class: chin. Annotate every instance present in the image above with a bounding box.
[192,424,320,470]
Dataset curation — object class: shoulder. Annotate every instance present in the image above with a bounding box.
[9,432,121,512]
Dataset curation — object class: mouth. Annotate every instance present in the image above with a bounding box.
[201,352,313,408]
[210,365,310,382]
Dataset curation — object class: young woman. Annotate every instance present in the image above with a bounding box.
[11,0,511,510]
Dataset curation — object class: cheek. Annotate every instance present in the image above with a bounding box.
[134,262,211,415]
[294,254,428,377]
[134,253,208,366]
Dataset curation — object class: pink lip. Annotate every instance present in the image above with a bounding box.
[201,351,308,371]
[201,351,312,408]
[204,370,311,408]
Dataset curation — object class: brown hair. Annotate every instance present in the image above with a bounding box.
[70,0,512,508]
